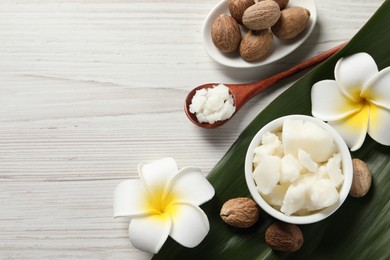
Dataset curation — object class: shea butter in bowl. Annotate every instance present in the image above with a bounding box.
[245,115,353,224]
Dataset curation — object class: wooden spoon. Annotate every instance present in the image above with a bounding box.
[184,42,347,128]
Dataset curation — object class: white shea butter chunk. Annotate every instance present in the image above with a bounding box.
[281,175,340,215]
[298,149,318,173]
[263,184,288,207]
[317,165,329,179]
[253,132,283,168]
[282,119,337,162]
[281,175,315,215]
[262,132,284,157]
[316,154,344,188]
[309,179,339,210]
[280,154,302,183]
[325,153,344,188]
[253,155,281,195]
[189,84,236,124]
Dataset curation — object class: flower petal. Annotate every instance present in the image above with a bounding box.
[362,67,390,110]
[311,80,362,121]
[168,203,209,248]
[114,179,152,218]
[138,158,179,195]
[335,52,378,101]
[129,214,172,254]
[166,167,215,206]
[328,104,370,151]
[368,104,390,146]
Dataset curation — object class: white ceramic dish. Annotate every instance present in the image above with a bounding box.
[201,0,317,68]
[244,115,353,224]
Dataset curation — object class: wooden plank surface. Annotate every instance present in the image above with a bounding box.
[0,0,384,259]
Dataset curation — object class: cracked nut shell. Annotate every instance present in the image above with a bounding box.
[240,29,273,61]
[265,222,304,252]
[273,0,289,10]
[220,197,260,228]
[211,14,241,53]
[228,0,255,25]
[242,1,281,30]
[271,7,311,40]
[350,158,372,197]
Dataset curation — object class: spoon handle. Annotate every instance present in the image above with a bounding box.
[234,42,348,108]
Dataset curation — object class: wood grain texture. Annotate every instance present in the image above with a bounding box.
[0,0,384,259]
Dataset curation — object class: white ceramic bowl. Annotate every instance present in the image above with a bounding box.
[245,115,353,224]
[201,0,317,68]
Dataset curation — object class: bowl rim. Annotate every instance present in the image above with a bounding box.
[244,114,353,224]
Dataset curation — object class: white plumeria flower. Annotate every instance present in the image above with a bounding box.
[114,158,215,254]
[311,52,390,151]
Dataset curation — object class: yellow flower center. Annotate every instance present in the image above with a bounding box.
[147,188,178,217]
[341,98,377,131]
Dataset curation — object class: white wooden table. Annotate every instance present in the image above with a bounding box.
[0,0,384,259]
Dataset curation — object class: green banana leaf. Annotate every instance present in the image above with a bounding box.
[155,1,390,259]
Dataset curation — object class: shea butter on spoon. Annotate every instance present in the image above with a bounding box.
[189,84,236,124]
[245,115,353,224]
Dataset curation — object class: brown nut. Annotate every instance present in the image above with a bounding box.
[350,158,372,197]
[239,29,273,61]
[265,222,304,252]
[220,197,260,228]
[273,0,289,10]
[228,0,255,25]
[242,1,281,30]
[271,7,311,40]
[211,14,241,53]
